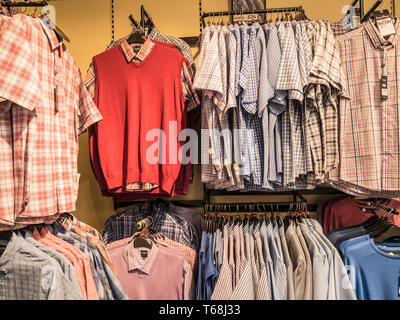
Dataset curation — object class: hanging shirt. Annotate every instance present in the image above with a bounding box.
[204,233,219,300]
[253,226,271,300]
[22,230,81,292]
[211,224,233,300]
[307,218,356,300]
[299,221,330,300]
[266,222,286,300]
[278,221,295,300]
[259,220,276,299]
[344,239,400,300]
[322,196,400,235]
[90,38,198,196]
[329,19,400,197]
[102,203,197,250]
[0,232,83,300]
[285,221,307,300]
[0,15,102,227]
[109,239,195,300]
[265,23,286,188]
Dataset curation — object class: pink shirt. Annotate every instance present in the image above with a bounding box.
[109,240,195,300]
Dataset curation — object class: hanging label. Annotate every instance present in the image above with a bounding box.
[376,17,396,38]
[381,76,388,100]
[233,14,258,23]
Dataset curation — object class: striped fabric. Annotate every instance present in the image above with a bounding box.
[211,224,233,300]
[278,222,295,299]
[207,218,356,300]
[254,229,271,300]
[273,224,288,300]
[259,220,276,298]
[265,223,286,300]
[230,222,254,300]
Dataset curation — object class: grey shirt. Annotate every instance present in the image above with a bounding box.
[0,232,83,300]
[21,230,81,293]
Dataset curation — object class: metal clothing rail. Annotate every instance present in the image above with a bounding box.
[200,6,306,27]
[204,201,313,213]
[0,1,48,7]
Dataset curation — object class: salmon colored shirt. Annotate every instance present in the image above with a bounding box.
[33,228,99,300]
[32,228,87,299]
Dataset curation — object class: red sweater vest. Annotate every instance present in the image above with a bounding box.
[91,41,187,195]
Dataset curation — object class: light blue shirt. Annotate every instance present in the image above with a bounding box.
[344,239,400,300]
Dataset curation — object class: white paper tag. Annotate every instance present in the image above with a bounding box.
[376,17,396,37]
[233,13,258,23]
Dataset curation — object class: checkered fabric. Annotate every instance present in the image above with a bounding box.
[0,232,83,300]
[275,21,303,102]
[328,19,400,196]
[0,15,102,228]
[102,203,198,250]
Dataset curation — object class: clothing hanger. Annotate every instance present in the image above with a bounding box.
[40,13,70,43]
[140,6,155,35]
[360,0,384,23]
[129,14,140,29]
[130,227,153,249]
[374,223,400,243]
[126,27,146,45]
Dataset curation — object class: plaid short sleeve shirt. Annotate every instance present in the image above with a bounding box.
[328,19,400,196]
[0,15,102,227]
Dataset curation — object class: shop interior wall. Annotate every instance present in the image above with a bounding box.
[49,0,395,232]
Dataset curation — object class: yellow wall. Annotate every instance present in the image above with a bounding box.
[46,0,394,232]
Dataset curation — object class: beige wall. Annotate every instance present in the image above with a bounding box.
[45,0,394,232]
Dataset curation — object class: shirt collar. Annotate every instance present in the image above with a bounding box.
[0,232,21,267]
[120,37,155,64]
[39,17,63,51]
[364,18,400,49]
[126,239,158,274]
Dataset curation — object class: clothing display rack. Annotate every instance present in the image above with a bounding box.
[200,6,306,27]
[127,5,199,47]
[0,1,48,7]
[204,200,311,214]
[361,0,384,22]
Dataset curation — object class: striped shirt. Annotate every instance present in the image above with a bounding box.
[211,224,233,300]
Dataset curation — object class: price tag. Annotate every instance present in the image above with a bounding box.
[376,17,396,37]
[381,75,388,100]
[233,13,258,23]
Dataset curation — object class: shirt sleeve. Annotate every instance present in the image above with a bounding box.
[183,259,196,300]
[84,61,96,101]
[181,59,200,111]
[0,17,42,111]
[74,63,103,135]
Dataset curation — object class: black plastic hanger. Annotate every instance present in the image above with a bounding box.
[133,236,153,249]
[126,29,146,45]
[374,225,400,243]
